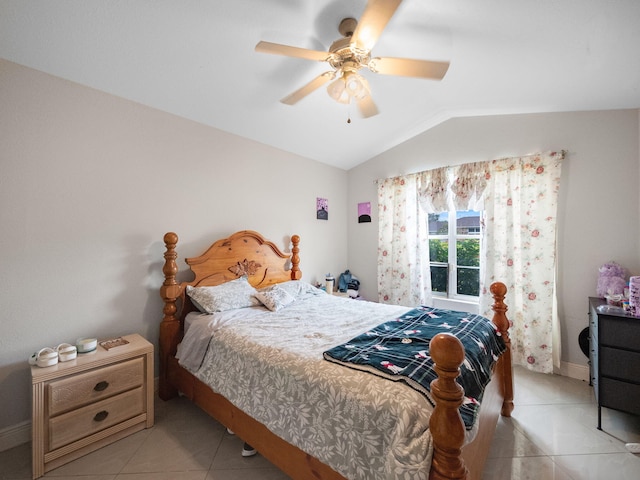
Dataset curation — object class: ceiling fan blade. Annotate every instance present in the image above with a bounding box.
[369,57,450,79]
[351,0,403,52]
[357,95,379,118]
[255,41,329,62]
[281,71,335,105]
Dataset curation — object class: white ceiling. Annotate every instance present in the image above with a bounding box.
[2,0,639,170]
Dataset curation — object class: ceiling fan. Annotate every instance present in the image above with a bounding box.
[255,0,450,118]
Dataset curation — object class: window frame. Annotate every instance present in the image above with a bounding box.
[429,210,482,302]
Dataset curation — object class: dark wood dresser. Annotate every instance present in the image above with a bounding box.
[588,297,640,430]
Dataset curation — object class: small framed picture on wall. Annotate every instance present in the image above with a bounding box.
[317,197,328,220]
[358,202,371,223]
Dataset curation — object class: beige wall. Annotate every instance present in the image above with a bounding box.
[3,56,640,442]
[0,59,348,432]
[347,109,640,370]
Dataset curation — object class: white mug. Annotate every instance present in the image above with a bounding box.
[325,277,334,294]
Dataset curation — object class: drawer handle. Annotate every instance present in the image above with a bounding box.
[94,381,109,392]
[93,410,109,422]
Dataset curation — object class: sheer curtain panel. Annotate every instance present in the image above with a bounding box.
[377,175,431,306]
[479,151,564,373]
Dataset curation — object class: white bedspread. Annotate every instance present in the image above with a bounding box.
[179,293,435,480]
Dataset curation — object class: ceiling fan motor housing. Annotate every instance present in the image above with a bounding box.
[338,17,357,37]
[329,18,371,72]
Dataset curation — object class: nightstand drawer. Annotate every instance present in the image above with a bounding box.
[48,358,144,415]
[49,386,144,450]
[600,347,640,383]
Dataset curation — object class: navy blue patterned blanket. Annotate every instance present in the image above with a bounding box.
[323,306,506,430]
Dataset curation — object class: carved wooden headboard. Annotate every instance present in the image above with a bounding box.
[160,230,301,360]
[183,230,301,288]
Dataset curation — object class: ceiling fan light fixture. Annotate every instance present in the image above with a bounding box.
[345,71,370,100]
[326,75,350,104]
[327,71,371,105]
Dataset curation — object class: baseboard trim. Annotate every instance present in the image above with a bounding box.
[0,420,30,452]
[558,361,590,383]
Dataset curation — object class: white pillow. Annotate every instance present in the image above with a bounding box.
[254,284,296,311]
[186,276,260,313]
[276,280,323,300]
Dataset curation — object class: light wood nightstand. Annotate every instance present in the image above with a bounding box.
[30,333,154,479]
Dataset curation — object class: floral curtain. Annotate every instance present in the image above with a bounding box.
[377,151,564,373]
[450,161,490,211]
[377,175,431,306]
[416,167,449,213]
[479,151,564,373]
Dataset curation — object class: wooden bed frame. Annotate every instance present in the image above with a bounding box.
[159,230,514,480]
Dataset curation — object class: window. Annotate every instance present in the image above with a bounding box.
[428,210,481,299]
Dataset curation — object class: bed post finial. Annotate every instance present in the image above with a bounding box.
[290,234,302,280]
[490,282,508,333]
[160,232,181,400]
[429,333,468,480]
[490,281,514,416]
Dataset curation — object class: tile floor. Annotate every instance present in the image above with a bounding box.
[1,366,639,479]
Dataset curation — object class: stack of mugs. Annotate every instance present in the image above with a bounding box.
[628,276,640,316]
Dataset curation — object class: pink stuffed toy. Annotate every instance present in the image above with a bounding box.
[597,261,627,297]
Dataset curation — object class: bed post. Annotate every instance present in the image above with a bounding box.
[428,333,468,480]
[290,234,302,280]
[490,282,514,416]
[159,232,181,400]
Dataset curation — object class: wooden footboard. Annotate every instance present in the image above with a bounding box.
[159,231,514,480]
[429,282,514,480]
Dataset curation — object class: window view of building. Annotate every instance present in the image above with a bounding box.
[428,210,481,298]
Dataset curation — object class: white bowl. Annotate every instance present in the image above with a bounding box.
[76,337,97,353]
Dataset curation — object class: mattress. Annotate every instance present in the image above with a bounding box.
[177,291,440,480]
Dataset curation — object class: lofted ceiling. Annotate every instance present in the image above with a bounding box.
[1,0,639,170]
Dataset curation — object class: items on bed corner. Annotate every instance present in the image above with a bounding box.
[324,306,506,430]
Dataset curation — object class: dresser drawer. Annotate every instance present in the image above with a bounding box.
[600,347,640,383]
[599,317,640,351]
[599,377,640,416]
[48,358,144,416]
[49,386,144,450]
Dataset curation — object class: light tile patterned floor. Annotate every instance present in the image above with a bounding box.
[483,367,640,479]
[1,366,639,479]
